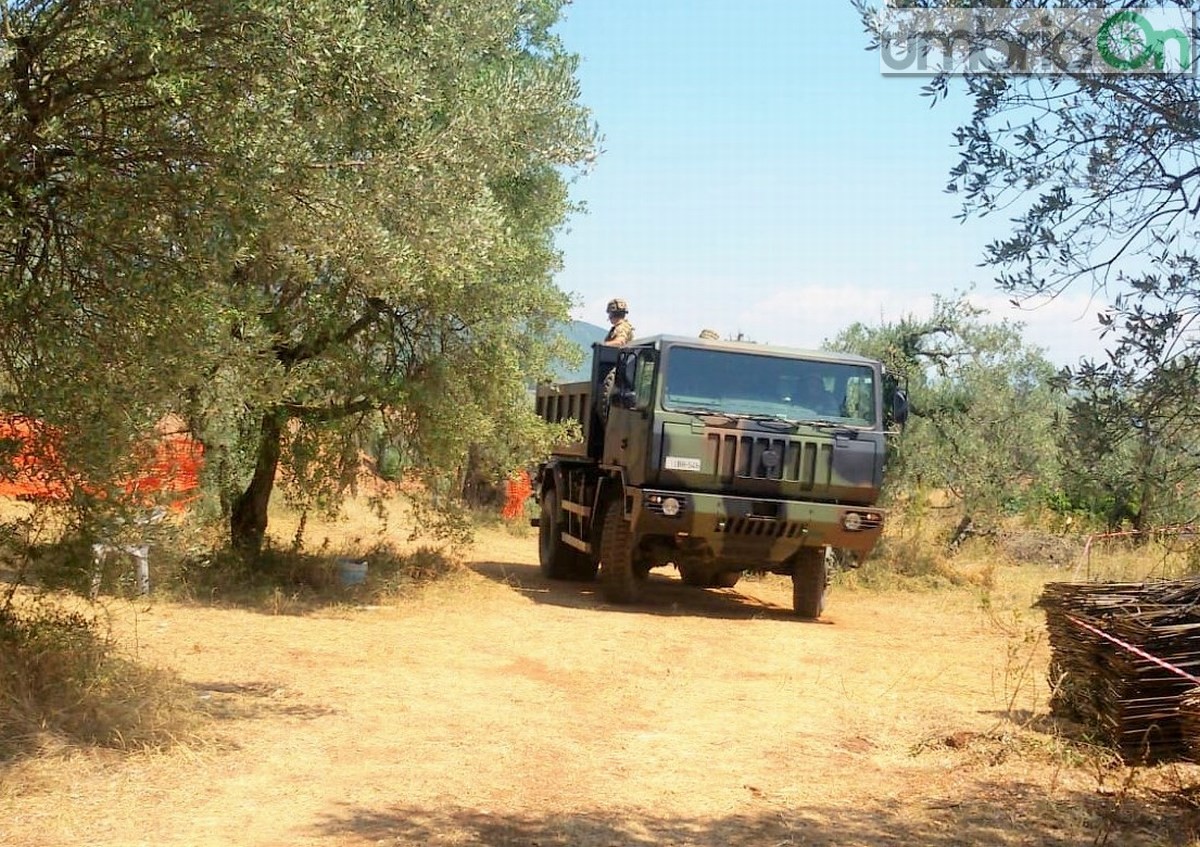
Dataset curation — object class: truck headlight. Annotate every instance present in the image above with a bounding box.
[841,511,883,531]
[661,497,681,517]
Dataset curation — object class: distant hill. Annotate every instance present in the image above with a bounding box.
[552,320,607,383]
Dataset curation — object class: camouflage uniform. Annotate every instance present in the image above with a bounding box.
[600,298,633,420]
[605,318,635,346]
[603,298,634,346]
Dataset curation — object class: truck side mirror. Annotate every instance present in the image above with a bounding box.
[616,352,637,393]
[883,372,909,428]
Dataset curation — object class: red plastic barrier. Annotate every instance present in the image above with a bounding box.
[0,415,203,509]
[501,471,533,520]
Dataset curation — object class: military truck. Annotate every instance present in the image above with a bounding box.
[533,335,906,619]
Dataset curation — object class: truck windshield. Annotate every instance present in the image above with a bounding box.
[662,346,878,426]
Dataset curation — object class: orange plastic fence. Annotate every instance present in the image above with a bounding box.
[0,415,203,509]
[501,470,533,520]
[0,416,68,500]
[125,433,204,510]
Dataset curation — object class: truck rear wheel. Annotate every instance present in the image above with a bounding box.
[599,499,639,604]
[539,489,597,581]
[791,548,827,620]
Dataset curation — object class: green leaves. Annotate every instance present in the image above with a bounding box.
[0,0,595,550]
[830,296,1065,520]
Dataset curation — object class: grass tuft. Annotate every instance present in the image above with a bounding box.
[165,542,461,611]
[846,532,992,591]
[0,602,202,760]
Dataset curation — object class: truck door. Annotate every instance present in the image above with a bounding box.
[603,347,657,485]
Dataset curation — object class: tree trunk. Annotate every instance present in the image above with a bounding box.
[230,410,284,553]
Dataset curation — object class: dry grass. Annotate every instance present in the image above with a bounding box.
[0,489,473,773]
[0,600,205,761]
[7,494,1200,846]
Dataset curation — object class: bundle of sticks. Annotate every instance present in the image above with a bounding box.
[1039,579,1200,762]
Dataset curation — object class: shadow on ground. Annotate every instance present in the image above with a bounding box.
[313,787,1200,847]
[192,680,339,723]
[470,559,824,623]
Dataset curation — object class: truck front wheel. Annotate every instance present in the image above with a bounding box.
[791,548,827,620]
[599,499,639,604]
[539,489,597,581]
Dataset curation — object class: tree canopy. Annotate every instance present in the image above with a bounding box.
[0,0,595,550]
[830,297,1064,522]
[857,0,1200,530]
[858,0,1199,368]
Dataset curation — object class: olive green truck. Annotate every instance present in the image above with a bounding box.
[533,335,907,619]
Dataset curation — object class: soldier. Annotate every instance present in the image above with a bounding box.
[599,298,633,421]
[603,298,634,346]
[798,373,839,416]
[698,328,720,340]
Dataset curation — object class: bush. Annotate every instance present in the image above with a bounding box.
[0,604,200,758]
[168,543,460,609]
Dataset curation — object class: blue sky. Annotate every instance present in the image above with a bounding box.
[552,1,1110,365]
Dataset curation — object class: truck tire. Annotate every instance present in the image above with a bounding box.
[599,499,639,604]
[539,489,597,581]
[791,548,827,620]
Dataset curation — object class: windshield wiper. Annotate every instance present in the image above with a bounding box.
[747,414,799,431]
[675,407,740,425]
[800,419,867,433]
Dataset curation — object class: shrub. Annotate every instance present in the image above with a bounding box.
[0,604,199,758]
[168,543,460,609]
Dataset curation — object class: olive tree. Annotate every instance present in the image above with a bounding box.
[831,297,1065,525]
[0,1,595,552]
[856,0,1200,531]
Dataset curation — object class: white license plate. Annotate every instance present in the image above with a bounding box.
[664,456,702,472]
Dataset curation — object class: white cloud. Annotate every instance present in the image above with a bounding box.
[968,291,1111,365]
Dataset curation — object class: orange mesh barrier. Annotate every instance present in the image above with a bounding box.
[123,433,205,511]
[0,416,203,509]
[0,416,70,500]
[501,470,533,520]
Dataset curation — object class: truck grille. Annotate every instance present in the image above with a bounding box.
[705,434,831,489]
[715,517,806,538]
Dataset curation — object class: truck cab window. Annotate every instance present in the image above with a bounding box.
[634,351,656,407]
[663,346,876,426]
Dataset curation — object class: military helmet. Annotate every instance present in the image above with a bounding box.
[606,298,629,315]
[699,329,720,340]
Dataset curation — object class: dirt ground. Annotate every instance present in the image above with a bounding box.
[3,526,1200,847]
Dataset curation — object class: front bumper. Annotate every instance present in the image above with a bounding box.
[629,488,884,562]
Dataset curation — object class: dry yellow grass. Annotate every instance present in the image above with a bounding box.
[3,496,1200,846]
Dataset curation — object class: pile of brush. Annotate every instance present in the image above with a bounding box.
[1039,578,1200,763]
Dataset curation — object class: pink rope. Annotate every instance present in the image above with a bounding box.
[1066,613,1200,686]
